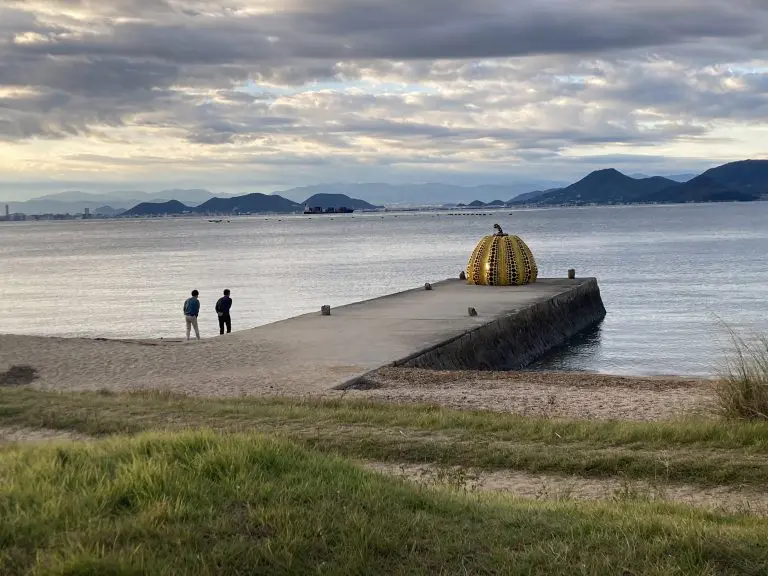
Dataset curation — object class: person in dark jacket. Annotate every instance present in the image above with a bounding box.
[215,289,233,335]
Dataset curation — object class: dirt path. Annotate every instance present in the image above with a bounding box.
[345,368,714,421]
[365,461,766,516]
[0,426,92,445]
[4,424,759,517]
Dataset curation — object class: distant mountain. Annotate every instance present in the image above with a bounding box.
[276,182,566,206]
[509,188,562,204]
[463,199,506,207]
[302,193,380,210]
[629,173,695,182]
[509,162,766,206]
[123,192,378,216]
[196,193,301,214]
[149,189,221,205]
[9,159,766,216]
[42,188,219,205]
[7,189,220,215]
[639,176,759,204]
[666,174,698,183]
[514,169,677,205]
[32,190,131,203]
[94,206,125,216]
[698,159,768,196]
[123,200,191,216]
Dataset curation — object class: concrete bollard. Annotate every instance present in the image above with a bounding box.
[459,271,466,280]
[468,306,478,316]
[321,305,331,316]
[568,269,576,279]
[424,283,432,291]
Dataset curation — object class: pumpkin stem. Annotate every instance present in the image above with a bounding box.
[493,223,506,236]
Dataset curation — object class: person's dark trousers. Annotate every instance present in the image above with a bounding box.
[218,314,231,335]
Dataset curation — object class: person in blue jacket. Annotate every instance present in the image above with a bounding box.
[215,289,233,335]
[183,290,201,340]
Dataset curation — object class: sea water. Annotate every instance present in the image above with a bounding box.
[1,202,766,376]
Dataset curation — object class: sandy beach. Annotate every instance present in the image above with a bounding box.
[0,331,713,421]
[344,368,713,421]
[0,331,356,397]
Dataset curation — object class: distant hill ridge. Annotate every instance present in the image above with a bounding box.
[496,159,766,207]
[515,169,677,205]
[196,193,302,214]
[3,189,224,216]
[302,193,379,211]
[124,200,190,216]
[122,192,381,216]
[5,158,766,215]
[641,175,758,204]
[698,159,768,196]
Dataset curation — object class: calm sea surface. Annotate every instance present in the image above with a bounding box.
[1,203,766,376]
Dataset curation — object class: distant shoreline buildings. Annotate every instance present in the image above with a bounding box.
[0,208,113,222]
[1,203,26,221]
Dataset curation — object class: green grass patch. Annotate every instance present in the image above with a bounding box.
[2,389,768,487]
[2,431,768,575]
[5,387,768,449]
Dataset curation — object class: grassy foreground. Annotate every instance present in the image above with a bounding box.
[2,430,768,576]
[2,388,768,487]
[3,387,768,574]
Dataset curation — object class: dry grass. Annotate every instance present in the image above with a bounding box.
[715,332,768,420]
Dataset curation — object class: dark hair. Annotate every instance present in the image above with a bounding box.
[191,290,199,297]
[223,289,230,295]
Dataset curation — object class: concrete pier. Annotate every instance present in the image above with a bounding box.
[320,278,606,388]
[235,276,605,391]
[0,278,606,397]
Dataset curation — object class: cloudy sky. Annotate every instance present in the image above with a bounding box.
[1,0,767,200]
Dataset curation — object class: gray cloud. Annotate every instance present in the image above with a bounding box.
[7,1,764,65]
[0,0,767,185]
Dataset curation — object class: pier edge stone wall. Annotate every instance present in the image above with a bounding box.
[397,278,607,371]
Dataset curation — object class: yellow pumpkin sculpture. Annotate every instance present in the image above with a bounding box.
[466,224,538,286]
